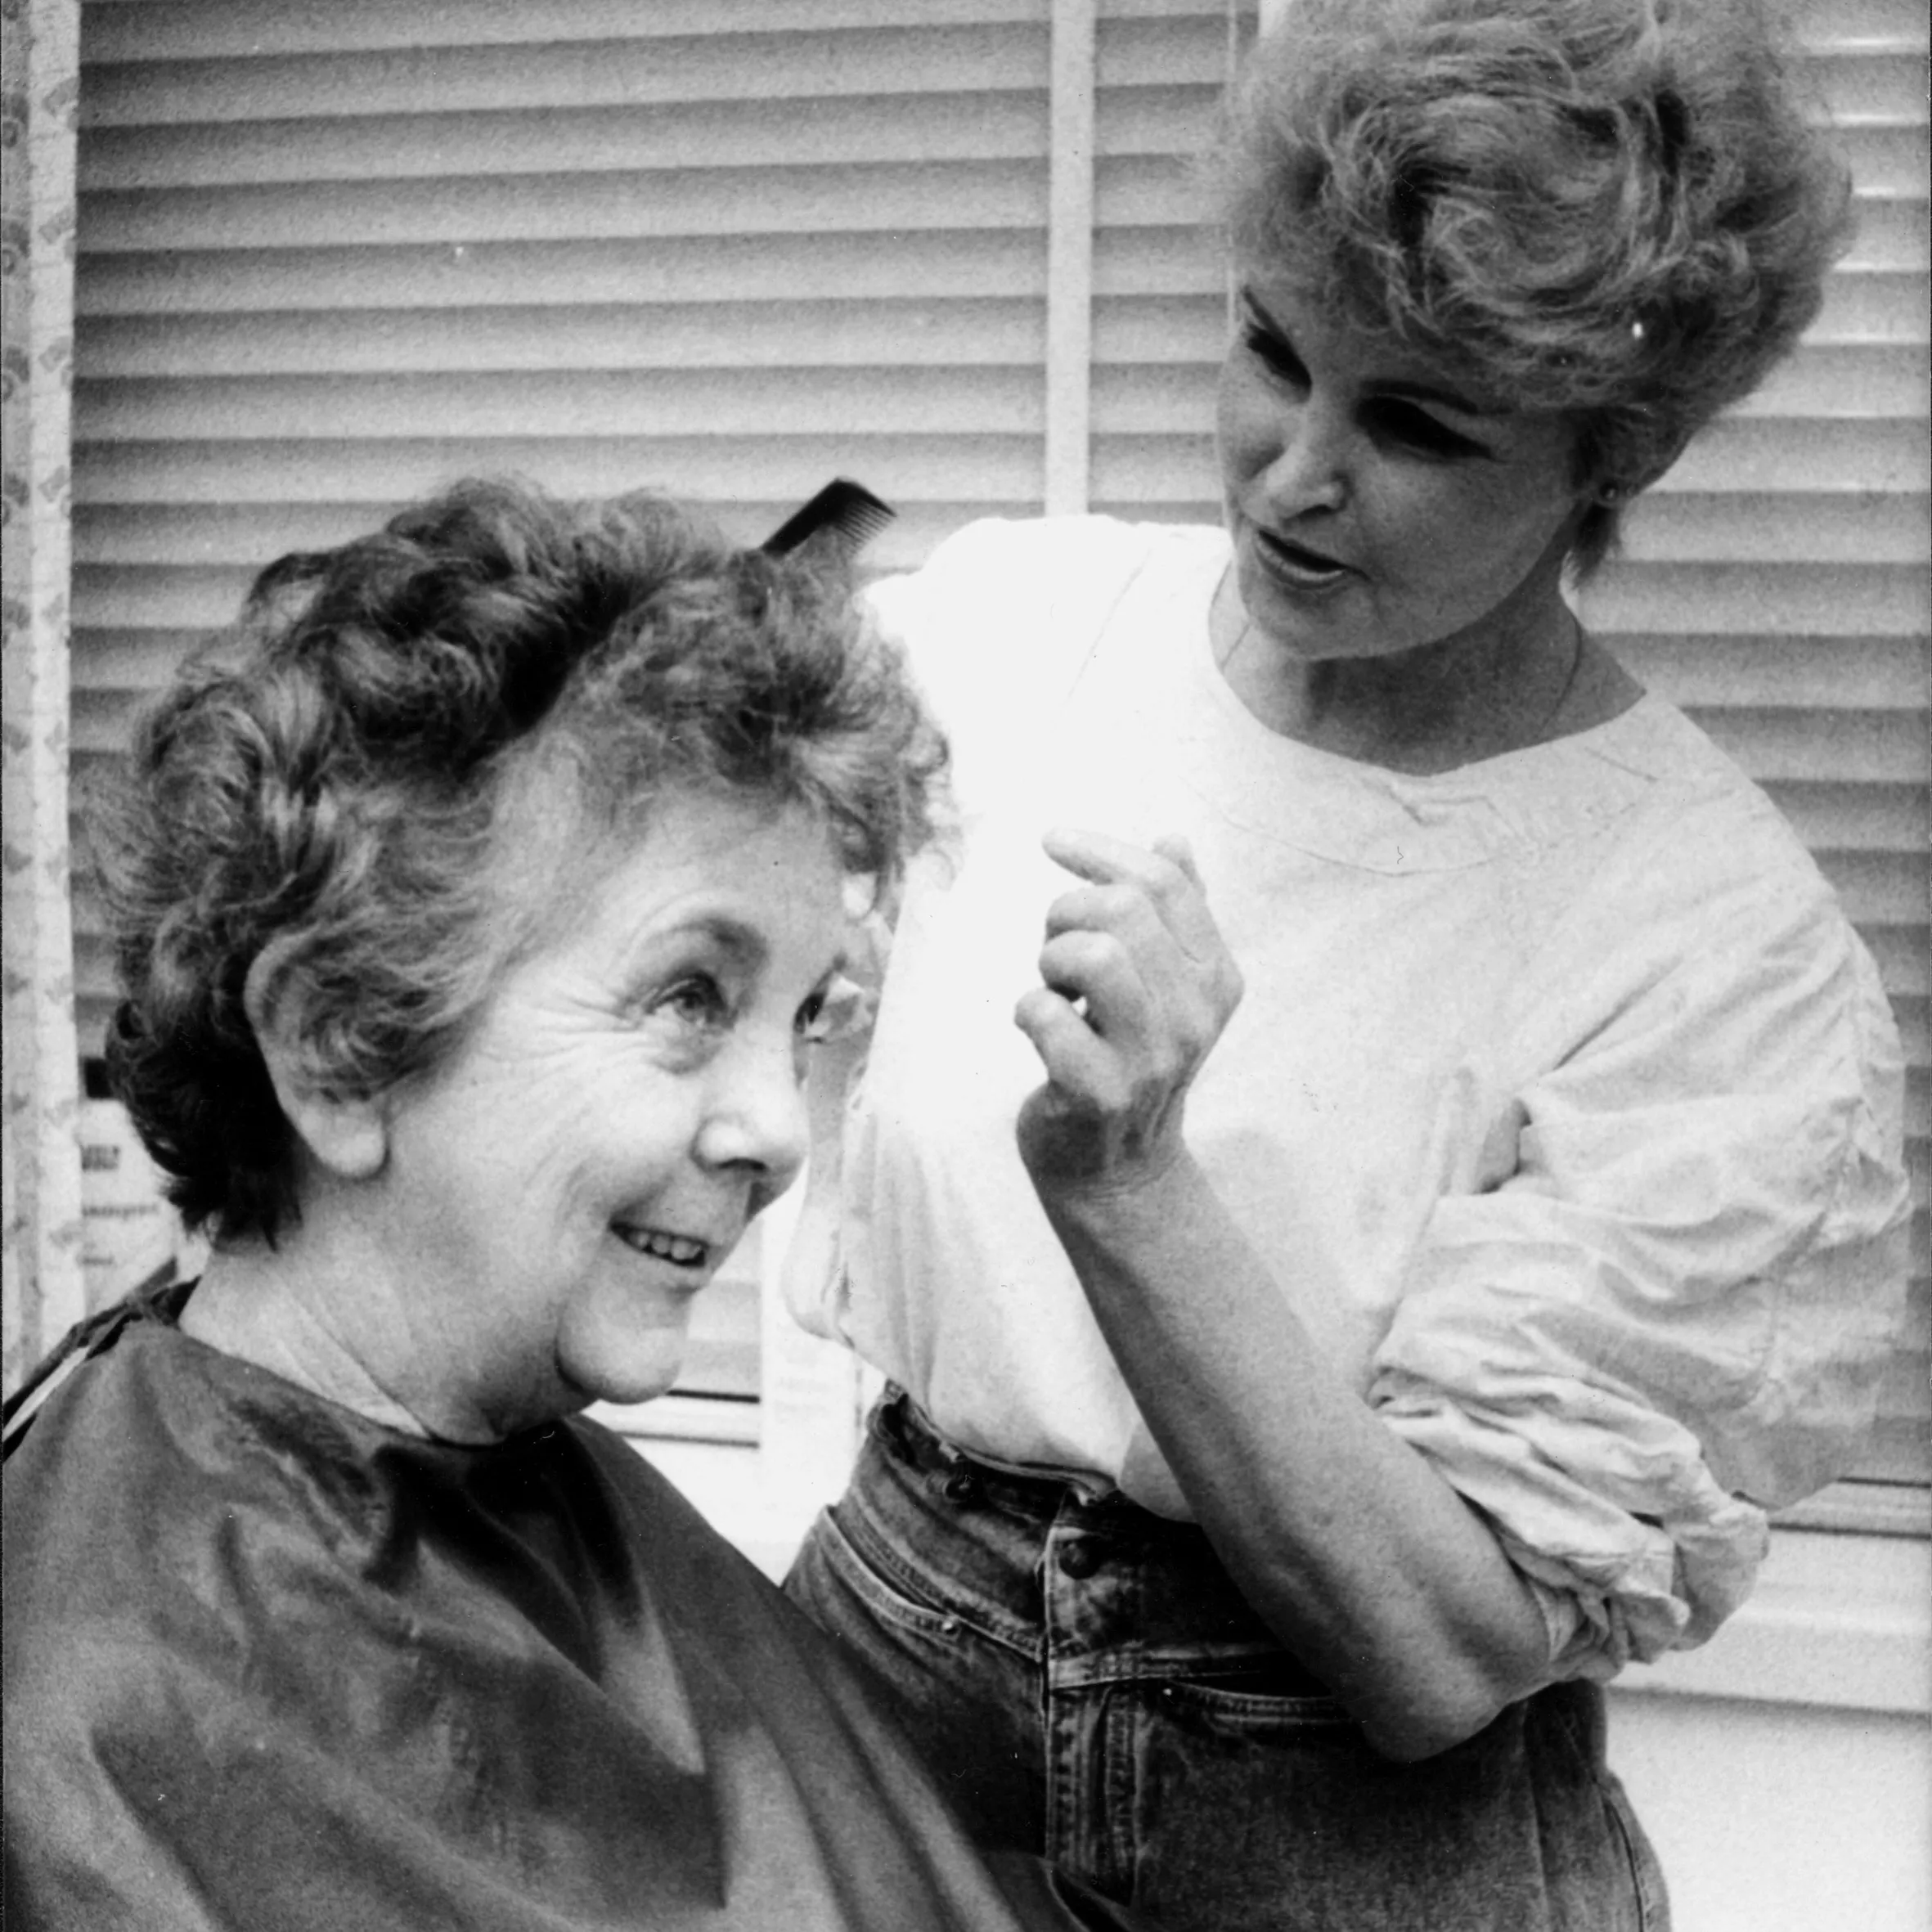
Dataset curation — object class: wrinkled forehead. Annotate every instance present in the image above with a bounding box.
[479,748,855,969]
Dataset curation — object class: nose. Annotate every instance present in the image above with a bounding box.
[694,1027,811,1192]
[1256,392,1350,518]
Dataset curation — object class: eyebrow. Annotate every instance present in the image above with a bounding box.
[663,914,849,986]
[1240,288,1491,419]
[677,914,767,968]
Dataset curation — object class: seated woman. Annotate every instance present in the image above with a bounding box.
[2,481,1147,1932]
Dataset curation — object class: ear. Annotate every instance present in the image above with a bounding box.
[243,948,388,1182]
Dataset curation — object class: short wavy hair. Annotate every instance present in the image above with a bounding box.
[98,479,947,1244]
[1220,0,1853,576]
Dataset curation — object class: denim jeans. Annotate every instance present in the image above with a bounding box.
[784,1391,1670,1932]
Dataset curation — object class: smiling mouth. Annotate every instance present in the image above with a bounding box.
[613,1225,714,1269]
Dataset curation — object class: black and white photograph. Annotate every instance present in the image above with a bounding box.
[3,4,1926,1928]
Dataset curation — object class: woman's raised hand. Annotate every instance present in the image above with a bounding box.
[1013,829,1244,1195]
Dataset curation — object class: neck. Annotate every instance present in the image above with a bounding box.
[180,1210,445,1440]
[1211,564,1597,774]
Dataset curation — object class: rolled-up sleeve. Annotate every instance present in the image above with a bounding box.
[1370,848,1912,1682]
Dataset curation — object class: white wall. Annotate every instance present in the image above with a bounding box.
[1608,1692,1930,1932]
[1602,1521,1931,1932]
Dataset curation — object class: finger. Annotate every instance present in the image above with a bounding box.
[1040,825,1175,890]
[1013,986,1127,1105]
[1036,929,1154,1040]
[1042,828,1223,963]
[1040,880,1166,946]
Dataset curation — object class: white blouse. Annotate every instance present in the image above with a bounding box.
[790,516,1911,1680]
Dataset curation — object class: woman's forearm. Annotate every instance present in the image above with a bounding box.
[1034,1150,1553,1760]
[1007,828,1553,1755]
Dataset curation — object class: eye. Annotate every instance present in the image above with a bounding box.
[796,971,869,1045]
[1242,322,1306,389]
[1367,399,1486,461]
[655,974,731,1036]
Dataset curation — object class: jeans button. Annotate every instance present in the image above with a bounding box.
[1057,1538,1101,1579]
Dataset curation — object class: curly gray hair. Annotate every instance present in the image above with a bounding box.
[98,479,947,1242]
[1220,0,1853,575]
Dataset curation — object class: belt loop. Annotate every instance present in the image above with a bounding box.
[878,1384,950,1475]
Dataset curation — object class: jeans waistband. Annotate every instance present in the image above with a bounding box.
[875,1387,1120,1513]
[856,1388,1335,1692]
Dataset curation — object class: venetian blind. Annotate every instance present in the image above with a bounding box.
[1579,0,1930,1520]
[70,0,1059,1049]
[69,0,1059,1424]
[1090,0,1246,523]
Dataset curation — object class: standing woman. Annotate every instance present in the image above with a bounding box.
[784,3,1911,1930]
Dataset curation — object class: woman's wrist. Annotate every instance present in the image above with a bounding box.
[1016,1094,1196,1216]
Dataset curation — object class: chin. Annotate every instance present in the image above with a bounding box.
[577,1357,686,1409]
[557,1287,694,1409]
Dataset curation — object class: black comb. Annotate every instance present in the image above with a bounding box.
[760,479,896,558]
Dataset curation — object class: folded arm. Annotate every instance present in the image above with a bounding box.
[1013,828,1552,1760]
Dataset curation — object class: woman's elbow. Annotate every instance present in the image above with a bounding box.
[1359,1692,1506,1763]
[1354,1651,1550,1762]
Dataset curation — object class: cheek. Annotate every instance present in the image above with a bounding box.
[1374,472,1565,583]
[1475,441,1583,561]
[1478,483,1576,577]
[1215,371,1268,482]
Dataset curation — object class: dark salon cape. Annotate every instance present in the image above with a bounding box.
[2,1310,1136,1932]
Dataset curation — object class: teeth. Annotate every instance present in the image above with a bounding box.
[617,1227,708,1266]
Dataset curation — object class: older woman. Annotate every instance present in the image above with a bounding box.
[781,4,1912,1930]
[1,481,1151,1932]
